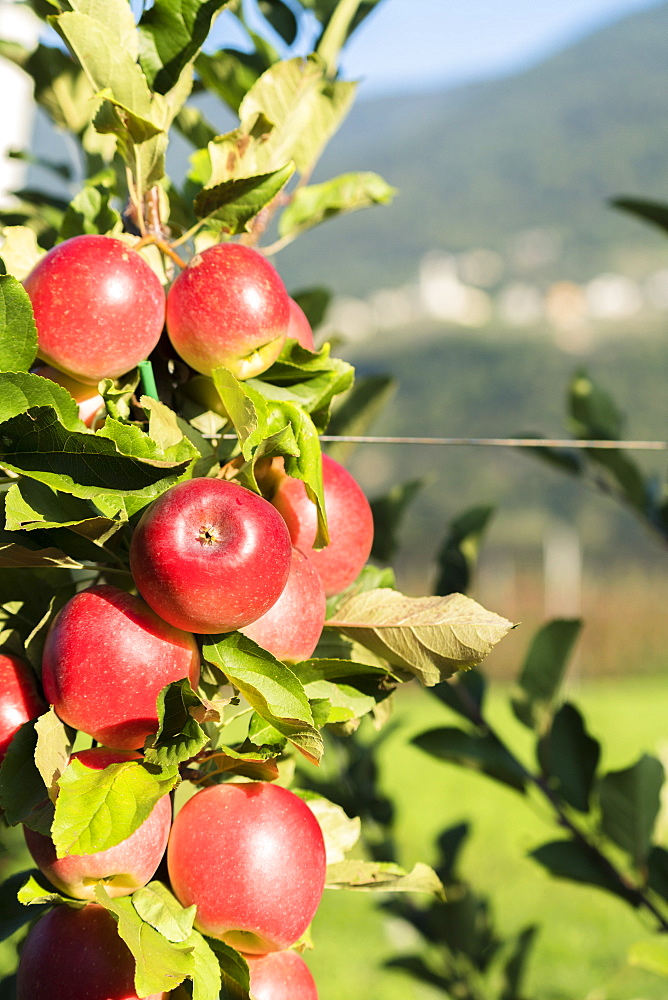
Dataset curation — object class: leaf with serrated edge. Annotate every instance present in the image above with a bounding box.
[201,632,323,765]
[94,887,193,997]
[194,164,295,233]
[328,590,514,685]
[34,707,72,804]
[17,873,81,908]
[132,882,196,943]
[0,274,37,372]
[138,0,233,93]
[52,758,179,859]
[279,171,396,239]
[325,860,445,898]
[144,679,212,769]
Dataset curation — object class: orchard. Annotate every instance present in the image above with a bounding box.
[0,3,514,999]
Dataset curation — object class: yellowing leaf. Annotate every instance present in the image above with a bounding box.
[328,590,514,686]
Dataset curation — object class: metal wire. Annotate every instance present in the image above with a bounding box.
[211,434,667,451]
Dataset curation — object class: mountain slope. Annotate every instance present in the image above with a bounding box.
[276,2,668,296]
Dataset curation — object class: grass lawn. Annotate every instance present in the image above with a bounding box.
[306,674,668,1000]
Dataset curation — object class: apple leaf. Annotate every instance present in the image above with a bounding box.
[238,55,356,175]
[327,590,515,686]
[0,274,37,373]
[33,707,73,804]
[132,882,196,943]
[17,872,82,909]
[193,746,281,784]
[201,632,324,765]
[52,758,179,859]
[206,939,251,1000]
[248,340,354,429]
[325,860,446,898]
[193,163,295,234]
[297,790,361,864]
[1,871,49,939]
[138,0,233,94]
[278,171,396,239]
[0,226,45,282]
[59,183,123,240]
[4,481,119,543]
[0,371,82,429]
[0,538,83,571]
[141,396,202,464]
[144,679,214,769]
[212,366,329,547]
[94,887,192,996]
[0,720,53,834]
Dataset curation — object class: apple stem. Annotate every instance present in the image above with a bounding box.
[134,234,186,270]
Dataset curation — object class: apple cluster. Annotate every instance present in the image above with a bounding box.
[3,234,379,998]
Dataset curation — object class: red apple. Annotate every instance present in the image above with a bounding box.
[129,478,292,634]
[33,364,105,428]
[268,455,374,597]
[246,949,318,1000]
[23,748,172,900]
[240,547,326,662]
[167,782,326,954]
[165,243,289,379]
[0,652,45,762]
[41,585,200,750]
[287,298,315,351]
[23,234,166,384]
[16,902,168,1000]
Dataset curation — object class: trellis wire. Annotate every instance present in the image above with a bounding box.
[209,434,666,451]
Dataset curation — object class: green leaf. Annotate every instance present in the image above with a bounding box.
[132,882,196,943]
[94,887,192,997]
[141,396,201,464]
[4,481,117,543]
[201,632,323,765]
[138,0,233,94]
[0,720,53,834]
[568,369,624,440]
[0,371,80,428]
[206,939,251,1000]
[428,668,487,722]
[326,374,396,465]
[597,754,665,867]
[433,504,495,597]
[193,746,281,784]
[0,225,45,281]
[0,274,37,372]
[530,839,637,904]
[610,195,668,237]
[413,726,527,793]
[59,184,122,240]
[328,589,514,686]
[325,563,396,619]
[144,679,213,769]
[279,171,395,239]
[296,790,361,863]
[325,860,445,897]
[537,702,600,812]
[194,163,295,233]
[17,872,80,908]
[0,871,48,941]
[648,846,668,902]
[33,707,73,803]
[52,757,179,859]
[237,55,356,175]
[257,0,298,43]
[628,937,668,977]
[370,479,424,564]
[0,537,83,571]
[212,367,329,547]
[511,619,582,730]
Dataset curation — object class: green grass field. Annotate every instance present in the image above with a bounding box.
[306,674,668,1000]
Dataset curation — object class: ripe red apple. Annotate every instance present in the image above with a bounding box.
[286,298,315,351]
[246,950,318,1000]
[23,234,166,385]
[267,454,374,596]
[165,243,289,379]
[23,748,172,900]
[33,364,105,428]
[16,902,168,1000]
[240,547,326,662]
[41,585,200,750]
[0,652,45,762]
[167,782,326,954]
[129,478,292,634]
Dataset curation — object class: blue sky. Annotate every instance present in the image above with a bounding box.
[218,0,664,98]
[340,0,665,95]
